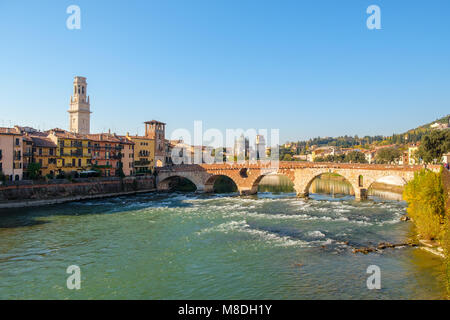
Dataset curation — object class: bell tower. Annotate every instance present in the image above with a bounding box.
[68,76,91,134]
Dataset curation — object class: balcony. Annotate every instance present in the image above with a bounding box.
[134,160,150,166]
[70,151,83,157]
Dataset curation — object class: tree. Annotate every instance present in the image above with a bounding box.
[283,154,292,161]
[345,151,367,163]
[417,130,450,164]
[26,163,42,180]
[403,169,446,240]
[375,147,402,164]
[117,162,125,178]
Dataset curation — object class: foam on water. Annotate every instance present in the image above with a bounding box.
[198,220,310,247]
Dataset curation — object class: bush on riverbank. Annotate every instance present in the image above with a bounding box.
[444,215,450,297]
[403,169,446,240]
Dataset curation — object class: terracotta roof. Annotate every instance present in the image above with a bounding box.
[30,136,57,148]
[0,127,21,135]
[126,135,154,141]
[48,128,88,140]
[86,133,121,143]
[144,120,166,125]
[116,136,134,145]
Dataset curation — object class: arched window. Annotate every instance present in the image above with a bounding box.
[358,175,364,187]
[82,86,85,94]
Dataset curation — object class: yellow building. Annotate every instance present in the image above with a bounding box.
[408,145,419,165]
[30,136,58,177]
[125,134,155,174]
[47,129,92,175]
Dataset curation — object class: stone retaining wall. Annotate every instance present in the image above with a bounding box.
[0,177,155,203]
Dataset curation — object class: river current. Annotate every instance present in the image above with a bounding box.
[0,177,446,299]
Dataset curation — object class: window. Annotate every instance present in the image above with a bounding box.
[358,175,364,188]
[15,138,20,146]
[78,159,82,167]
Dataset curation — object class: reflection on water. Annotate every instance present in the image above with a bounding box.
[258,175,295,193]
[258,174,403,201]
[310,176,354,198]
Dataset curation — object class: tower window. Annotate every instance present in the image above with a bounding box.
[82,86,84,94]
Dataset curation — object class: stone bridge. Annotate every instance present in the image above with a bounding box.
[156,162,441,200]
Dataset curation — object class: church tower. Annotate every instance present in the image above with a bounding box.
[68,76,91,134]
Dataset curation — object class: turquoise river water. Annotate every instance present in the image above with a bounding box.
[0,177,447,299]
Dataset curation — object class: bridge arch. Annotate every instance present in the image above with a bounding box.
[204,174,239,193]
[295,169,359,199]
[157,174,203,192]
[251,172,296,193]
[366,175,408,200]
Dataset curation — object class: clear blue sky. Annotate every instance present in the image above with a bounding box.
[0,0,449,143]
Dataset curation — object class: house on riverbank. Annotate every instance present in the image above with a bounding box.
[0,127,23,181]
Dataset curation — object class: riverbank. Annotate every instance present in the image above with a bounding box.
[0,188,156,209]
[0,176,155,209]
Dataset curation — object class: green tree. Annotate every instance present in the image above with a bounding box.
[117,162,125,178]
[344,151,367,163]
[283,154,292,161]
[417,130,450,164]
[375,147,402,164]
[26,163,42,180]
[403,169,446,240]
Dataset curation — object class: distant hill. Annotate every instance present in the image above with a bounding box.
[285,114,449,153]
[405,114,450,133]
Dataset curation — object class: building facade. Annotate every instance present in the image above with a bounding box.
[30,136,58,177]
[47,129,92,175]
[87,133,123,177]
[117,135,135,176]
[144,120,166,167]
[0,127,23,181]
[126,134,155,174]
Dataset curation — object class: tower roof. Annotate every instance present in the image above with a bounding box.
[144,120,166,125]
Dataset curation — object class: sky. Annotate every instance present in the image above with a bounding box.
[0,0,449,144]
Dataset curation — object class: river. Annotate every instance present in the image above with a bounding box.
[0,175,446,299]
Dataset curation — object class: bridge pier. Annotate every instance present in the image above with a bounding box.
[239,187,258,196]
[296,192,309,199]
[354,188,368,201]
